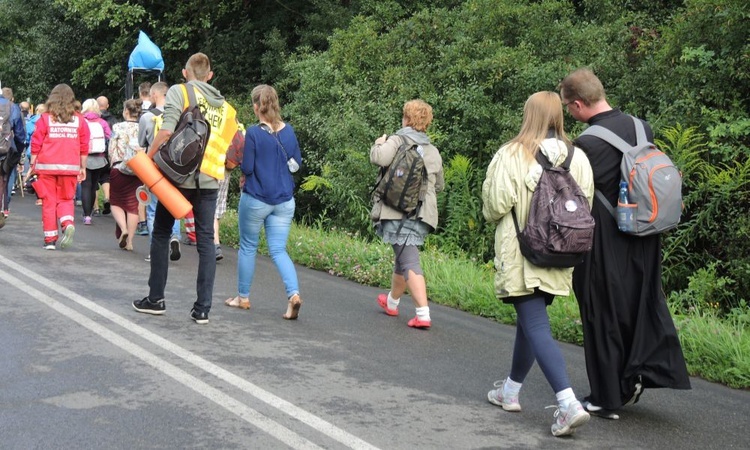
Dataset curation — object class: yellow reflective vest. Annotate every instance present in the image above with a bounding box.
[178,84,238,180]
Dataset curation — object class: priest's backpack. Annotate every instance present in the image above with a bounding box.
[580,115,682,236]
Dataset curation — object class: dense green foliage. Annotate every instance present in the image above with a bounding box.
[1,0,748,311]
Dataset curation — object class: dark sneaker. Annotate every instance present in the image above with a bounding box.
[215,244,224,261]
[144,254,151,263]
[182,236,197,246]
[170,237,181,261]
[133,297,165,315]
[43,241,56,250]
[190,308,209,324]
[102,200,111,215]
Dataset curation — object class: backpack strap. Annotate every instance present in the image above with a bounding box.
[578,117,637,155]
[182,83,199,111]
[631,115,648,147]
[181,83,202,193]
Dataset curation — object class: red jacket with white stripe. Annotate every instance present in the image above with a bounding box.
[31,112,90,176]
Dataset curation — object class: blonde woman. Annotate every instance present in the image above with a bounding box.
[481,91,594,436]
[80,98,112,224]
[371,99,444,329]
[226,84,303,319]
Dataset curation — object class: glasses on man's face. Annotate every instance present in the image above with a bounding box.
[563,99,576,108]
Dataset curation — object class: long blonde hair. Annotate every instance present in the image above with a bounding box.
[508,91,570,160]
[252,84,283,131]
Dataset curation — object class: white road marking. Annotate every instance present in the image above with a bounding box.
[0,255,380,450]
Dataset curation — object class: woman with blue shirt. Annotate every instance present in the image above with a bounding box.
[225,84,303,319]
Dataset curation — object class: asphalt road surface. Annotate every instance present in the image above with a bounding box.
[1,192,748,449]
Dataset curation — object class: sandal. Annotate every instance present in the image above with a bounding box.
[118,232,128,249]
[225,296,250,310]
[283,293,302,320]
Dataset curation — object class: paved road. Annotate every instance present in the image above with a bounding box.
[1,192,748,449]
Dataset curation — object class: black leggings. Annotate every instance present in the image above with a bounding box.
[81,166,107,217]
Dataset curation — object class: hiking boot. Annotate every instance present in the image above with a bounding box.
[487,379,522,412]
[169,236,181,261]
[407,316,431,329]
[60,224,75,249]
[43,241,56,250]
[83,216,92,225]
[190,308,209,324]
[377,293,398,316]
[550,400,590,437]
[215,244,224,261]
[133,297,165,315]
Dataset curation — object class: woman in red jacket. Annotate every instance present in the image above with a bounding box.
[29,84,89,250]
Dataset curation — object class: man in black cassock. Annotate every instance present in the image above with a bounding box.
[559,68,691,419]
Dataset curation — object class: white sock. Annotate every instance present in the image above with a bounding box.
[555,388,576,409]
[504,377,523,397]
[387,292,400,309]
[415,305,430,321]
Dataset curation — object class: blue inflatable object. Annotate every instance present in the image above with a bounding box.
[128,31,164,71]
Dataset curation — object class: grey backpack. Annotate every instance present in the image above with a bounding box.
[580,115,682,236]
[0,101,11,156]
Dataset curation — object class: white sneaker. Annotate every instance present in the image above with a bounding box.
[550,400,590,437]
[60,225,75,249]
[487,379,521,412]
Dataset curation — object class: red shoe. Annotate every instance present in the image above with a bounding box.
[407,316,431,329]
[377,294,398,316]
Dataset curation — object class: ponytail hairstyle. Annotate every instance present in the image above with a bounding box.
[45,84,77,124]
[251,84,283,131]
[122,99,142,120]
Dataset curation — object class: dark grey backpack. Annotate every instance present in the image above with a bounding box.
[154,84,210,185]
[512,146,595,268]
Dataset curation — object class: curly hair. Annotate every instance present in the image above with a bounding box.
[402,99,433,132]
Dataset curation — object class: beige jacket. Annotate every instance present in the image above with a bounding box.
[370,132,444,230]
[482,138,594,298]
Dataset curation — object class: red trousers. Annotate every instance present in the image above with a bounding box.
[34,174,77,243]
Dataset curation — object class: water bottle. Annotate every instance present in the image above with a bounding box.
[617,181,635,232]
[619,181,629,204]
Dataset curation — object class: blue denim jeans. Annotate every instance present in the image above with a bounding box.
[237,193,298,298]
[149,188,217,313]
[147,195,181,244]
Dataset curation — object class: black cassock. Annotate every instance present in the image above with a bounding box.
[573,108,691,410]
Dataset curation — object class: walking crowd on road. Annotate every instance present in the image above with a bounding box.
[0,58,691,438]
